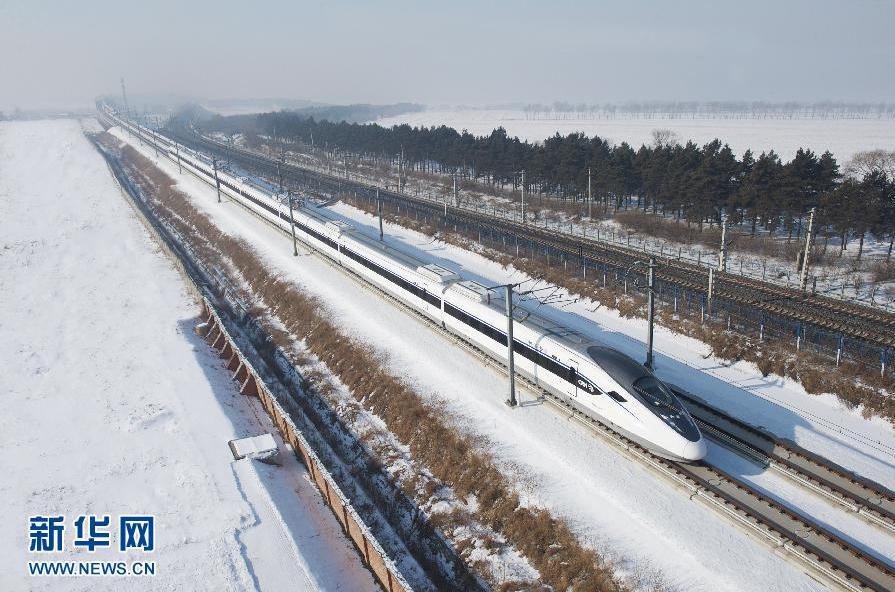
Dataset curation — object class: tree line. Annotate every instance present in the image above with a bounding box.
[198,110,895,259]
[522,101,895,120]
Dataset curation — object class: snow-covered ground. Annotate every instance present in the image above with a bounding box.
[0,120,378,591]
[376,108,895,161]
[118,125,895,591]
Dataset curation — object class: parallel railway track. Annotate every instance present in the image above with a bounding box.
[673,388,895,535]
[113,113,895,590]
[172,128,895,349]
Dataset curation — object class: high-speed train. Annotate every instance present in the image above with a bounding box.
[100,105,707,462]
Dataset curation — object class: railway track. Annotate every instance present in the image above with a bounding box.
[171,127,895,349]
[673,388,895,535]
[115,114,895,590]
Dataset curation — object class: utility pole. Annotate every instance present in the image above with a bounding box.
[277,160,283,194]
[120,77,130,124]
[520,170,526,223]
[287,190,298,256]
[707,267,715,317]
[799,206,816,292]
[398,146,404,193]
[645,258,657,368]
[377,188,384,241]
[718,213,728,272]
[453,173,458,206]
[587,167,592,220]
[504,284,517,407]
[213,157,221,203]
[175,142,182,173]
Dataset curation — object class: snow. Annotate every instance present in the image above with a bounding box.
[229,434,278,460]
[0,120,378,591]
[376,108,895,161]
[112,125,882,591]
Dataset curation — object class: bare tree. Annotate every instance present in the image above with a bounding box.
[845,149,895,179]
[651,128,680,149]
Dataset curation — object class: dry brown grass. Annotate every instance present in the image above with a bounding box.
[111,137,628,592]
[613,210,826,263]
[870,260,895,283]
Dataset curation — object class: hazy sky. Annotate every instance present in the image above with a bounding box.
[1,0,893,110]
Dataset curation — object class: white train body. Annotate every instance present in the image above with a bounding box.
[102,107,706,462]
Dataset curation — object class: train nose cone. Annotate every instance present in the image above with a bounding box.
[681,439,707,462]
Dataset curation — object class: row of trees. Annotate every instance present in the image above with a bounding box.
[200,111,895,259]
[521,101,895,120]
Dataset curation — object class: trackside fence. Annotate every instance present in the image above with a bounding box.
[197,299,411,592]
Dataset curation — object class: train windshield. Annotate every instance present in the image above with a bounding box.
[632,377,701,442]
[633,377,679,410]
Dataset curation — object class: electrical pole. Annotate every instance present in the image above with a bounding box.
[718,213,728,272]
[645,258,656,369]
[799,206,816,292]
[277,160,283,195]
[377,188,383,241]
[520,170,526,223]
[453,173,458,206]
[504,284,517,407]
[587,167,592,220]
[398,146,404,193]
[175,142,182,173]
[120,77,130,124]
[288,190,298,256]
[213,157,221,203]
[707,267,715,317]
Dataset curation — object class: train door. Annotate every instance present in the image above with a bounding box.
[566,359,580,399]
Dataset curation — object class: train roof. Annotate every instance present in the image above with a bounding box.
[417,263,460,284]
[585,346,651,388]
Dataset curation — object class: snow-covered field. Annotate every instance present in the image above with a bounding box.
[376,109,895,160]
[0,120,378,591]
[118,124,895,591]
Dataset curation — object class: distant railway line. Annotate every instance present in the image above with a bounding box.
[170,127,895,355]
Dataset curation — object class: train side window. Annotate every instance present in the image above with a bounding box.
[608,391,627,403]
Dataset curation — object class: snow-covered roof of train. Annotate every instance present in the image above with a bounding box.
[417,264,460,284]
[325,220,354,236]
[450,279,491,303]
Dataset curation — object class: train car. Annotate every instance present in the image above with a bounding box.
[106,107,706,462]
